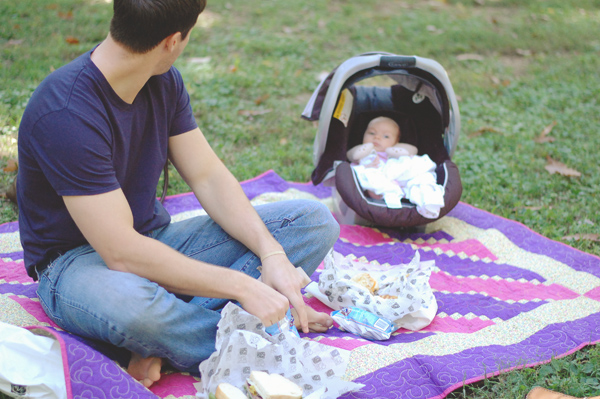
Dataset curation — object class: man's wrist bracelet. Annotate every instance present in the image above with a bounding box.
[260,250,286,263]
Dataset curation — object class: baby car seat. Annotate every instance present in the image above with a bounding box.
[303,52,462,228]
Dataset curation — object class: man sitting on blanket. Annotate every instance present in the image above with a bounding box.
[16,0,337,388]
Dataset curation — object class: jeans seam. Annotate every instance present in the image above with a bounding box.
[60,297,175,359]
[185,236,235,259]
[37,293,61,324]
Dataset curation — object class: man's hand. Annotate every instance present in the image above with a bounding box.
[236,277,291,328]
[259,254,311,333]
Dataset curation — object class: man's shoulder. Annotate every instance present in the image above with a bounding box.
[22,50,105,125]
[38,50,95,93]
[160,65,183,80]
[150,66,185,91]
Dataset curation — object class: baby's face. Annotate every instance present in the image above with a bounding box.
[363,119,400,152]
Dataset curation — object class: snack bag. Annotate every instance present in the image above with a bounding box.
[265,308,300,338]
[331,307,394,340]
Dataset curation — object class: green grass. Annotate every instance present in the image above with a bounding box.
[1,0,600,397]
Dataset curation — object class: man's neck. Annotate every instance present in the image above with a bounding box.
[90,36,159,104]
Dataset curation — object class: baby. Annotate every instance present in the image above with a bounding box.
[346,116,445,218]
[347,116,417,168]
[347,116,417,200]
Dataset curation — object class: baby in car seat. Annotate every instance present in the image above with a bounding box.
[347,116,417,170]
[346,116,445,218]
[346,116,417,200]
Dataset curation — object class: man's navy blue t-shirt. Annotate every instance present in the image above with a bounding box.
[17,49,198,279]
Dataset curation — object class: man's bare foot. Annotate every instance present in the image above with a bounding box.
[128,352,163,388]
[292,306,333,333]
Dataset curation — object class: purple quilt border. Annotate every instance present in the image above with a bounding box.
[0,220,18,234]
[25,326,158,399]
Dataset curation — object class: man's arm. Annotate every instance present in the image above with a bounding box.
[63,188,290,328]
[167,128,311,332]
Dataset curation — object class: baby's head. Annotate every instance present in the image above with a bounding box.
[362,116,400,152]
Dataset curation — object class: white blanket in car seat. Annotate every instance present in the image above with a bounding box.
[352,151,445,218]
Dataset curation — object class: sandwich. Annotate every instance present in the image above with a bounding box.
[351,272,378,294]
[215,382,248,399]
[245,370,303,399]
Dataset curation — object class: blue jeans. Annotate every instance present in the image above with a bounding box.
[36,199,339,373]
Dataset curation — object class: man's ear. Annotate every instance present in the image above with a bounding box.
[163,32,183,52]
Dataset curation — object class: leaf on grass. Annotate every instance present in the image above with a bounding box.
[254,94,270,105]
[279,138,288,145]
[544,156,581,177]
[58,10,73,20]
[468,126,503,138]
[456,53,485,61]
[65,36,80,45]
[490,76,511,86]
[237,109,272,117]
[516,48,532,57]
[3,159,18,173]
[563,234,600,242]
[534,121,557,143]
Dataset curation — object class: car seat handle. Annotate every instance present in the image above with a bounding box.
[379,55,416,69]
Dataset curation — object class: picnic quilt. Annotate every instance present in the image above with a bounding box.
[2,169,600,399]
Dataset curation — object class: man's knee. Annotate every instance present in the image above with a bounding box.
[300,200,340,246]
[279,199,340,254]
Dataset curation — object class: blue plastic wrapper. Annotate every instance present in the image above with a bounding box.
[331,307,394,340]
[265,308,300,337]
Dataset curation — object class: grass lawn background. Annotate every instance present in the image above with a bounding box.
[1,0,599,397]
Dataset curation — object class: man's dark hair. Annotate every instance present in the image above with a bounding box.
[110,0,206,54]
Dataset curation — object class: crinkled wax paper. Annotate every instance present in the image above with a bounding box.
[306,250,437,331]
[195,302,363,399]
